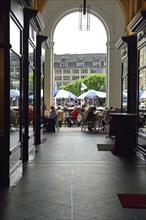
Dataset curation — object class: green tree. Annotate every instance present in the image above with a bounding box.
[60,73,106,96]
[29,73,33,93]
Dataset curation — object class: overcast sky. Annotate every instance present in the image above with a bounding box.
[53,12,107,54]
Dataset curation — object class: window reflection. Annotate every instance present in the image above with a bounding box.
[28,44,34,136]
[10,51,20,148]
[121,61,128,111]
[139,50,146,136]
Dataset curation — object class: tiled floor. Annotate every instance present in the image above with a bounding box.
[0,127,146,220]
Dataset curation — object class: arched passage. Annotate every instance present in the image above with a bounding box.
[41,0,125,109]
[53,12,107,54]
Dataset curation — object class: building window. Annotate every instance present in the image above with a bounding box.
[81,68,88,74]
[55,69,62,74]
[63,75,70,80]
[63,82,68,86]
[54,62,60,68]
[68,62,76,67]
[78,56,85,61]
[101,61,106,66]
[92,61,100,67]
[93,56,100,62]
[85,61,92,67]
[61,62,68,67]
[81,75,86,78]
[55,76,62,80]
[61,56,69,68]
[72,68,79,74]
[90,68,103,73]
[63,68,70,74]
[72,75,79,80]
[76,62,84,67]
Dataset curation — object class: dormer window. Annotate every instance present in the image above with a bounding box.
[78,56,85,61]
[93,56,100,62]
[61,56,69,61]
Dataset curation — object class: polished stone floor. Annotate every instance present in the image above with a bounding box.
[0,127,146,220]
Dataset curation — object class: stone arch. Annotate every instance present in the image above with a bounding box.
[41,0,125,108]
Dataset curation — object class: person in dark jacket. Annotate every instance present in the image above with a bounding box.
[45,105,58,132]
[86,106,97,131]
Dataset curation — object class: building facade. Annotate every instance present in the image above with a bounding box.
[54,53,106,87]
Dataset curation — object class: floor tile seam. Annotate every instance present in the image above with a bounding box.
[30,161,123,166]
[41,140,96,143]
[30,159,144,166]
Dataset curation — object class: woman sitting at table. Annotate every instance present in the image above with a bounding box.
[86,106,97,131]
[45,105,58,132]
[56,106,65,127]
[10,107,19,129]
[77,104,86,126]
[67,106,79,127]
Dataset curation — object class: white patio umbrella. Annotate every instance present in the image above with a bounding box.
[10,89,20,98]
[94,91,106,98]
[140,90,146,99]
[55,89,77,99]
[78,90,106,99]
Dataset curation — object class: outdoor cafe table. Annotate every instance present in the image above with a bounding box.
[109,113,138,157]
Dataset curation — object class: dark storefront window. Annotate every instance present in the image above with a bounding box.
[28,43,35,146]
[9,16,22,180]
[138,47,146,137]
[121,60,128,111]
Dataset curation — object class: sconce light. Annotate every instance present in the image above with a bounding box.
[79,0,90,31]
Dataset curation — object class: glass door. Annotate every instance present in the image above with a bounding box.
[28,43,35,154]
[9,16,22,184]
[138,46,146,132]
[121,60,128,112]
[138,46,146,154]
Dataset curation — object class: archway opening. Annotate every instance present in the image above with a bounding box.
[53,12,107,129]
[53,12,107,54]
[53,12,107,109]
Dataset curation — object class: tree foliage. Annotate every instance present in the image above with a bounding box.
[60,73,106,96]
[29,73,33,93]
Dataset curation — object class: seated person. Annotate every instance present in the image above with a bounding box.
[67,106,79,127]
[28,105,33,123]
[57,106,65,127]
[86,106,97,131]
[45,105,58,132]
[10,107,19,129]
[101,106,110,130]
[71,107,79,123]
[77,104,86,126]
[84,105,93,121]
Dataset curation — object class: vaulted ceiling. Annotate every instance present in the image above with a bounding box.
[32,0,146,32]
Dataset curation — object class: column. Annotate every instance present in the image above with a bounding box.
[44,47,54,109]
[106,41,121,108]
